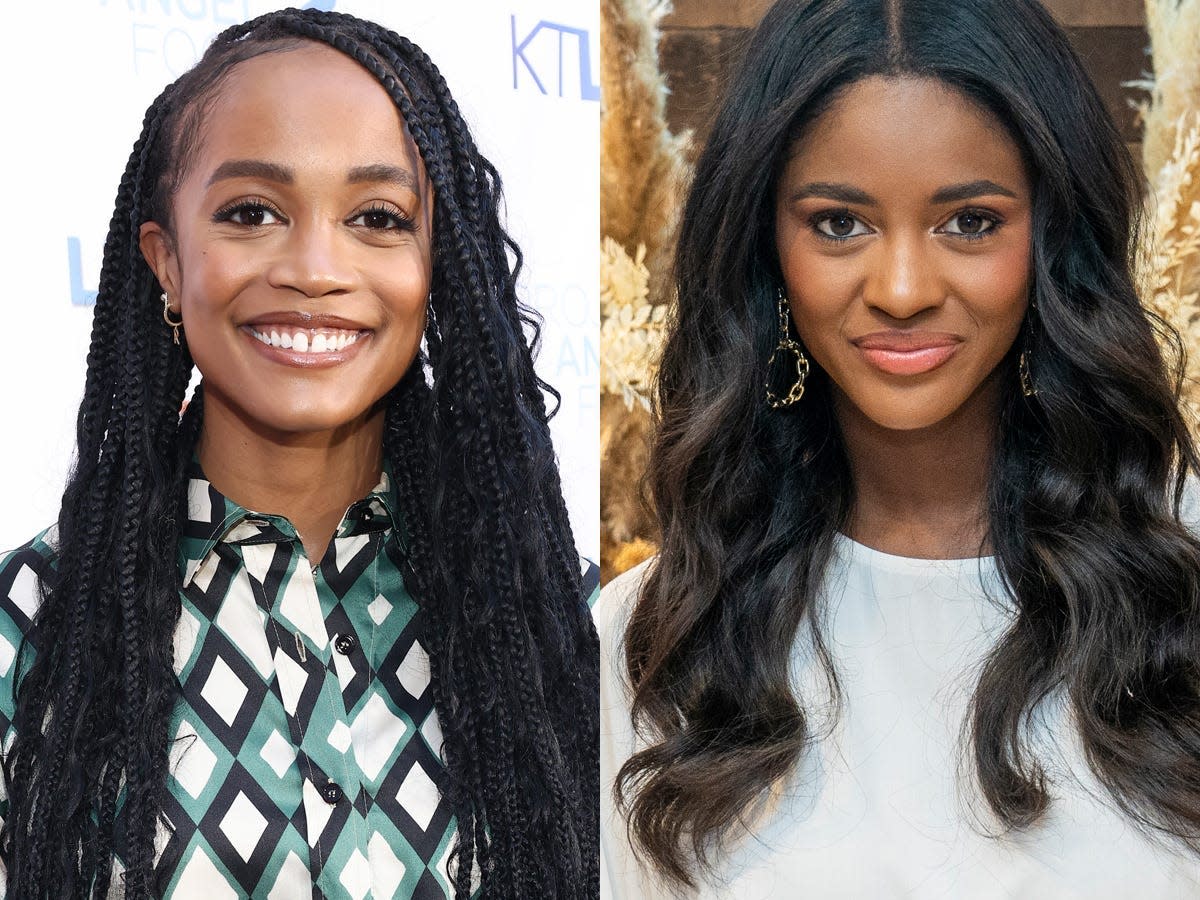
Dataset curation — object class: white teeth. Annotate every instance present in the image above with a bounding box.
[251,327,362,353]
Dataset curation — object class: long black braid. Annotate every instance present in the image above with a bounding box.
[1,10,597,898]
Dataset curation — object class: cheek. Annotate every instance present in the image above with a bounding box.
[956,233,1033,332]
[782,261,856,353]
[177,240,256,310]
[373,251,431,322]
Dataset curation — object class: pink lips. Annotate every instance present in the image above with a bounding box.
[852,331,962,376]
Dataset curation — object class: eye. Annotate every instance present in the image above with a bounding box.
[810,210,871,242]
[213,200,284,227]
[940,210,1002,240]
[348,204,417,232]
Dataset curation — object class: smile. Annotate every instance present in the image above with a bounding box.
[852,332,962,376]
[247,326,365,353]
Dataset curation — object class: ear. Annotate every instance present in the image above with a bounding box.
[138,221,181,308]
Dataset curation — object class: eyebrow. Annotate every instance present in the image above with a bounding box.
[205,159,416,190]
[788,179,1019,205]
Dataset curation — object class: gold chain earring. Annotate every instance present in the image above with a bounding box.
[765,291,810,408]
[1019,349,1037,397]
[1019,301,1038,398]
[161,292,183,345]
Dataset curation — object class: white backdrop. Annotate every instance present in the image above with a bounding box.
[0,0,599,558]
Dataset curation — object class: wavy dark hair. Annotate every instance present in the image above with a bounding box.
[617,0,1200,886]
[0,9,598,899]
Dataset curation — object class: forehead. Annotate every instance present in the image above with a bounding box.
[189,42,422,175]
[783,75,1029,197]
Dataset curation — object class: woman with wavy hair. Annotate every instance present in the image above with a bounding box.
[600,0,1200,896]
[0,7,598,899]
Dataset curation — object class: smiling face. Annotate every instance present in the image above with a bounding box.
[774,76,1033,433]
[140,42,434,440]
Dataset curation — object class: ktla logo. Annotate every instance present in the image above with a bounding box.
[511,16,599,101]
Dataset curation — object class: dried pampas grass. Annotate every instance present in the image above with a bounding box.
[1132,0,1200,421]
[600,0,690,303]
[601,238,667,412]
[1135,0,1200,184]
[600,0,690,578]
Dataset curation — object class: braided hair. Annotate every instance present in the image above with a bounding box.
[0,9,597,898]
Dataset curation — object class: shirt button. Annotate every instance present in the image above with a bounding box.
[320,781,344,805]
[334,633,358,655]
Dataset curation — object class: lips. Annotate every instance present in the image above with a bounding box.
[852,331,962,376]
[240,312,373,368]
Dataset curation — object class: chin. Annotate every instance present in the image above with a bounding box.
[843,388,966,433]
[233,397,382,438]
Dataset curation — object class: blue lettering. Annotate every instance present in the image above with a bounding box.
[67,238,98,307]
[557,337,580,377]
[512,16,547,95]
[511,17,598,101]
[176,0,207,20]
[211,0,240,24]
[131,22,156,75]
[163,26,199,74]
[582,334,598,375]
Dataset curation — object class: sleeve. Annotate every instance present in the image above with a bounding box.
[0,529,56,896]
[581,557,601,610]
[595,559,676,900]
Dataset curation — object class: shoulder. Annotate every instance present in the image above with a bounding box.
[0,527,58,730]
[0,527,58,652]
[1178,473,1200,533]
[580,555,601,609]
[595,557,655,654]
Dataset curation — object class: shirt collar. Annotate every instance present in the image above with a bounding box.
[178,461,402,587]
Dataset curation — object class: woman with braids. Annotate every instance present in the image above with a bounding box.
[0,7,598,899]
[600,0,1200,896]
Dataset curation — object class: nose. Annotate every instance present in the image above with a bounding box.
[861,232,944,319]
[267,219,357,299]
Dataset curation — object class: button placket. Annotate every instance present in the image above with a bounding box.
[307,561,370,881]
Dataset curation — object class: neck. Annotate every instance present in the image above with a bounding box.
[196,388,386,565]
[836,374,1000,559]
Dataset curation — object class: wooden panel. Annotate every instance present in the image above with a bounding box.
[1065,26,1151,143]
[660,27,749,138]
[1042,0,1144,27]
[663,0,772,29]
[658,21,1151,147]
[665,0,1145,29]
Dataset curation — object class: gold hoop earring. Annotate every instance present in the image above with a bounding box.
[161,292,183,346]
[1019,349,1037,397]
[765,291,810,408]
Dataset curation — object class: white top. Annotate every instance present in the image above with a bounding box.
[599,537,1200,899]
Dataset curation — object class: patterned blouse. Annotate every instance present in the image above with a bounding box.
[0,466,599,898]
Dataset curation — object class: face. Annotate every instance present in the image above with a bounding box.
[774,76,1033,433]
[140,43,434,439]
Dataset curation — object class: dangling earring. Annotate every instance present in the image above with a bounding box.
[765,290,810,408]
[161,292,183,345]
[1019,300,1038,398]
[1019,349,1037,397]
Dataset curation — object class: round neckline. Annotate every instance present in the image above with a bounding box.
[834,532,997,577]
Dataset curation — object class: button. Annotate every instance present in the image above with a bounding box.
[334,633,358,655]
[320,781,344,805]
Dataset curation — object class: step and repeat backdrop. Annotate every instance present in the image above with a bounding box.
[0,0,599,558]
